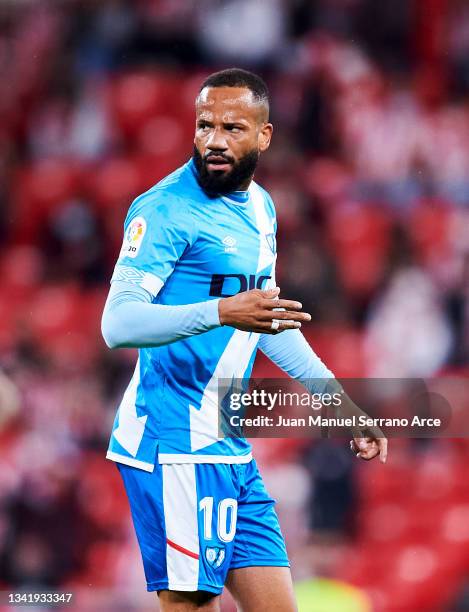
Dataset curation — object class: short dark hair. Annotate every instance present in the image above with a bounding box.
[199,68,269,108]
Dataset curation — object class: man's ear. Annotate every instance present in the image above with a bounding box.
[259,123,273,152]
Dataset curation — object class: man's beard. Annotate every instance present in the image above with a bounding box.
[193,146,259,196]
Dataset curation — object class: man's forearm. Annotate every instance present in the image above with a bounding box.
[258,329,334,392]
[101,280,221,348]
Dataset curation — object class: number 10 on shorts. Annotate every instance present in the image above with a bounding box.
[199,497,238,542]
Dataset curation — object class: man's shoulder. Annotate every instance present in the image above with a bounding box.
[127,160,204,220]
[252,180,276,217]
[153,158,206,204]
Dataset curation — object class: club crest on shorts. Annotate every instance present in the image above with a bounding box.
[205,546,226,569]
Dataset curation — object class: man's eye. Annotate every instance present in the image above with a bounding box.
[198,123,210,130]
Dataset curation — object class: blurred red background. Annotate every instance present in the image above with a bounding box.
[1,1,469,610]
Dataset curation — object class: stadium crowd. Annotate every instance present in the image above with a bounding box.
[1,1,469,610]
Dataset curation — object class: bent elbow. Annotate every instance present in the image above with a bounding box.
[101,313,124,349]
[102,333,120,350]
[101,326,119,350]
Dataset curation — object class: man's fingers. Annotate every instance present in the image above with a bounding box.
[350,435,388,463]
[350,439,377,459]
[351,430,367,450]
[367,428,388,464]
[256,291,312,325]
[221,288,312,333]
[260,287,281,299]
[377,437,388,464]
[354,444,379,461]
[262,298,305,311]
[259,320,303,334]
[259,310,311,323]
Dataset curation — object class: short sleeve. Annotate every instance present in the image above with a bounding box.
[111,190,196,298]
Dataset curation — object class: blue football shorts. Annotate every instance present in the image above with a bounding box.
[117,459,290,594]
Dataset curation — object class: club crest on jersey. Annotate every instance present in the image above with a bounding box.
[265,232,276,254]
[205,546,226,569]
[120,216,147,259]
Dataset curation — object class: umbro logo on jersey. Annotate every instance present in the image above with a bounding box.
[222,235,237,253]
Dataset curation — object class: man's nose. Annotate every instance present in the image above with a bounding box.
[206,127,228,151]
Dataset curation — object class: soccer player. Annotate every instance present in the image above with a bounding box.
[101,68,387,611]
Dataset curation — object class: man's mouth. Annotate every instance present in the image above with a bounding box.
[204,155,233,172]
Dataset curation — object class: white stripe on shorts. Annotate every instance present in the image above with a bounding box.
[162,464,199,591]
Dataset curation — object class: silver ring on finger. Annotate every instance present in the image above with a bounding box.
[270,319,280,331]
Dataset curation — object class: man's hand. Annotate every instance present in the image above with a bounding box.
[350,428,388,464]
[324,380,389,465]
[218,287,311,334]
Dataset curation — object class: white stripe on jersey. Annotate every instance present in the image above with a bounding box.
[158,452,252,464]
[188,186,275,456]
[113,360,148,457]
[189,329,259,453]
[250,183,277,277]
[106,451,154,472]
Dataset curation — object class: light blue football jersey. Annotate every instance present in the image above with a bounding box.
[106,158,277,471]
